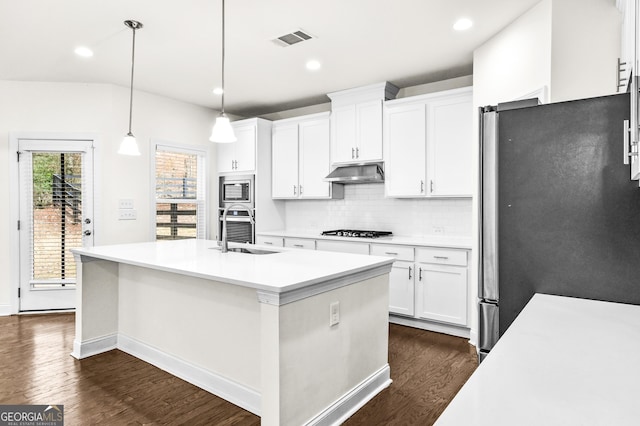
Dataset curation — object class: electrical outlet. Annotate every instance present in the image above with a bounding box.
[118,209,137,220]
[329,301,340,327]
[119,199,134,209]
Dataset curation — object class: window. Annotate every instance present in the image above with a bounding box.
[153,144,208,240]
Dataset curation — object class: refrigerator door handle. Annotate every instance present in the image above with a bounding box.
[480,110,499,301]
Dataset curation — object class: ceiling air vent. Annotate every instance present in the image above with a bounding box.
[272,29,314,47]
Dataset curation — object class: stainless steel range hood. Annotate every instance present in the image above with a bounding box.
[325,163,384,184]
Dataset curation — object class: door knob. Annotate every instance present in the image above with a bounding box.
[84,230,92,236]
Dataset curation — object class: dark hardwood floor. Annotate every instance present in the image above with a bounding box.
[0,314,477,425]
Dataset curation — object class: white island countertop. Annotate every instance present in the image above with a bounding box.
[435,293,640,426]
[73,239,393,296]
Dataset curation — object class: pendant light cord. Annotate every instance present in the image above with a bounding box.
[128,24,137,135]
[221,0,226,115]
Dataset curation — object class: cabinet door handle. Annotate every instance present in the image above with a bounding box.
[300,185,303,195]
[385,252,398,256]
[433,256,449,260]
[264,241,273,245]
[231,160,234,170]
[408,266,412,280]
[293,244,304,248]
[430,180,434,193]
[419,267,423,281]
[420,180,424,193]
[356,147,359,158]
[352,147,355,159]
[293,185,297,195]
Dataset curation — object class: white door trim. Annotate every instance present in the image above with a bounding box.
[9,132,102,314]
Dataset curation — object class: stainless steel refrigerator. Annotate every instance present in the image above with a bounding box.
[478,93,640,361]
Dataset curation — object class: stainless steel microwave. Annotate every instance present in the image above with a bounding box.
[219,175,254,205]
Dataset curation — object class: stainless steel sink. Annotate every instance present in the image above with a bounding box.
[210,246,278,255]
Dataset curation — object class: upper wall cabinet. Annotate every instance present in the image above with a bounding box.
[328,82,399,165]
[272,113,342,199]
[384,87,473,198]
[217,118,269,174]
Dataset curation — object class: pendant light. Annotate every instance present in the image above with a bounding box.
[118,20,143,156]
[210,0,237,143]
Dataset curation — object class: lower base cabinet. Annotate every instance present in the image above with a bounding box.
[415,263,468,326]
[389,261,415,316]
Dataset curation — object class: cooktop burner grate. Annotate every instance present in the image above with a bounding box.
[321,229,393,238]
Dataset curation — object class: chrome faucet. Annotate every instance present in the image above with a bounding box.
[219,203,255,253]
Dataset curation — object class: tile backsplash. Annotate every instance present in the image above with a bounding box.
[283,183,472,237]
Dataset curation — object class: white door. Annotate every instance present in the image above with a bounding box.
[427,94,473,197]
[233,123,256,172]
[18,139,94,311]
[416,263,468,326]
[356,99,383,161]
[384,103,426,197]
[272,123,299,198]
[331,104,357,163]
[388,261,415,316]
[299,117,331,198]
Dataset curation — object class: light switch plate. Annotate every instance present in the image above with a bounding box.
[118,209,137,220]
[119,199,134,209]
[329,301,340,326]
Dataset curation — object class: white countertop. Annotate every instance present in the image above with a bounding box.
[72,239,393,295]
[435,294,640,426]
[257,230,473,249]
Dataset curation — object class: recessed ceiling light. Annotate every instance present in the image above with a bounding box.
[74,46,94,58]
[212,87,224,95]
[453,18,473,31]
[306,60,321,71]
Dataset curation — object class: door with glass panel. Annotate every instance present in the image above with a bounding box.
[18,140,94,311]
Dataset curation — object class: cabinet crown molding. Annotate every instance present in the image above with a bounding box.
[328,82,400,106]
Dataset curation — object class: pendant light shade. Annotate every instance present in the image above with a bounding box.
[118,133,141,155]
[210,114,236,143]
[119,20,143,156]
[210,0,236,143]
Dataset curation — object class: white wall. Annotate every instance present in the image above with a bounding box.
[473,0,553,108]
[0,80,216,310]
[550,0,622,102]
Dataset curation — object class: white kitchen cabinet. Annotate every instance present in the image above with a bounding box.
[415,247,468,326]
[384,87,473,198]
[427,94,473,197]
[384,103,427,197]
[388,261,415,317]
[272,113,338,199]
[316,239,369,255]
[217,119,258,173]
[284,237,315,250]
[416,263,468,326]
[256,235,284,247]
[328,82,399,164]
[272,123,299,198]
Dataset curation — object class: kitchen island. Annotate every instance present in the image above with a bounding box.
[71,239,393,426]
[435,294,640,425]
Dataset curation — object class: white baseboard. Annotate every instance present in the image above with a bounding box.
[71,334,117,359]
[305,364,391,426]
[389,315,470,339]
[0,304,12,316]
[118,333,261,416]
[469,329,478,348]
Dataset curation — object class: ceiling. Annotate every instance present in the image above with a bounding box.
[0,0,541,117]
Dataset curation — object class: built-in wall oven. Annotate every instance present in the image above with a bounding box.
[219,175,255,243]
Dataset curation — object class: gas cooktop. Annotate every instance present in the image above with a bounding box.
[321,229,393,239]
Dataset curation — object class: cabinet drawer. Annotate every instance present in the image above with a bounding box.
[316,240,369,255]
[370,244,414,261]
[416,248,467,266]
[256,235,284,247]
[284,238,316,250]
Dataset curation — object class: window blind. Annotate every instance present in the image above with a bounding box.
[155,146,207,240]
